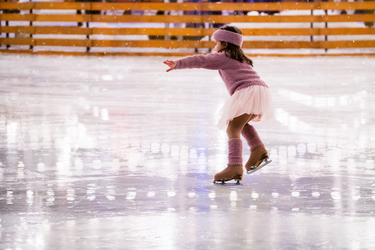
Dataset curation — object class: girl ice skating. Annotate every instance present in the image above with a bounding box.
[163,25,274,184]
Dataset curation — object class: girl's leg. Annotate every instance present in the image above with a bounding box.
[241,123,268,171]
[214,114,253,181]
[226,113,257,139]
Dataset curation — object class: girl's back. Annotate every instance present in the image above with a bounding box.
[175,52,267,96]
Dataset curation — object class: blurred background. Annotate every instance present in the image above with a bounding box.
[1,0,374,55]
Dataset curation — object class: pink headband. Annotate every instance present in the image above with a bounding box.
[212,29,243,48]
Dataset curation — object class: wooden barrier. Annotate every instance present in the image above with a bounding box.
[1,1,375,56]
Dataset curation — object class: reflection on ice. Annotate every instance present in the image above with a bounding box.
[0,55,375,248]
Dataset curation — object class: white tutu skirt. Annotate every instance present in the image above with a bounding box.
[217,85,274,130]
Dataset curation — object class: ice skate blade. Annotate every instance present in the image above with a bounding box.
[246,158,272,175]
[213,179,242,186]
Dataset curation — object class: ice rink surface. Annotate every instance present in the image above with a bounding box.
[0,54,375,249]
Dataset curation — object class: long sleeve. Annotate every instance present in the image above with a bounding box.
[175,53,230,70]
[173,51,268,96]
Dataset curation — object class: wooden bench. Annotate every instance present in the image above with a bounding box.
[1,1,374,56]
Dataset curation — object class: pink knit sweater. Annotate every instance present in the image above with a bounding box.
[175,52,268,96]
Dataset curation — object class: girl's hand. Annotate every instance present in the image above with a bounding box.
[163,60,177,72]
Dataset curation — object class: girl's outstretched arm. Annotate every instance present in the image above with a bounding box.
[163,60,177,72]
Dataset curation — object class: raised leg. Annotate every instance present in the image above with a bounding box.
[241,123,269,171]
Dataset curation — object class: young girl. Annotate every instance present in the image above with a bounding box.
[163,25,274,183]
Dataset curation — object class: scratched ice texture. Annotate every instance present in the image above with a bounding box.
[0,54,375,249]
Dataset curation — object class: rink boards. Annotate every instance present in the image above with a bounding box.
[0,1,375,56]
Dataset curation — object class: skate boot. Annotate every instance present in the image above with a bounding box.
[213,138,243,185]
[241,124,272,175]
[245,145,272,174]
[213,165,243,185]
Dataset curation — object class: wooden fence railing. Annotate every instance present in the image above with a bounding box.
[1,1,375,56]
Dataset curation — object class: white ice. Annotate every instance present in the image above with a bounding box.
[0,54,375,249]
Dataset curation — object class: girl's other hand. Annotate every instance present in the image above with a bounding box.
[163,60,177,72]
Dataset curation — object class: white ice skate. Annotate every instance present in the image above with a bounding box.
[246,157,272,175]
